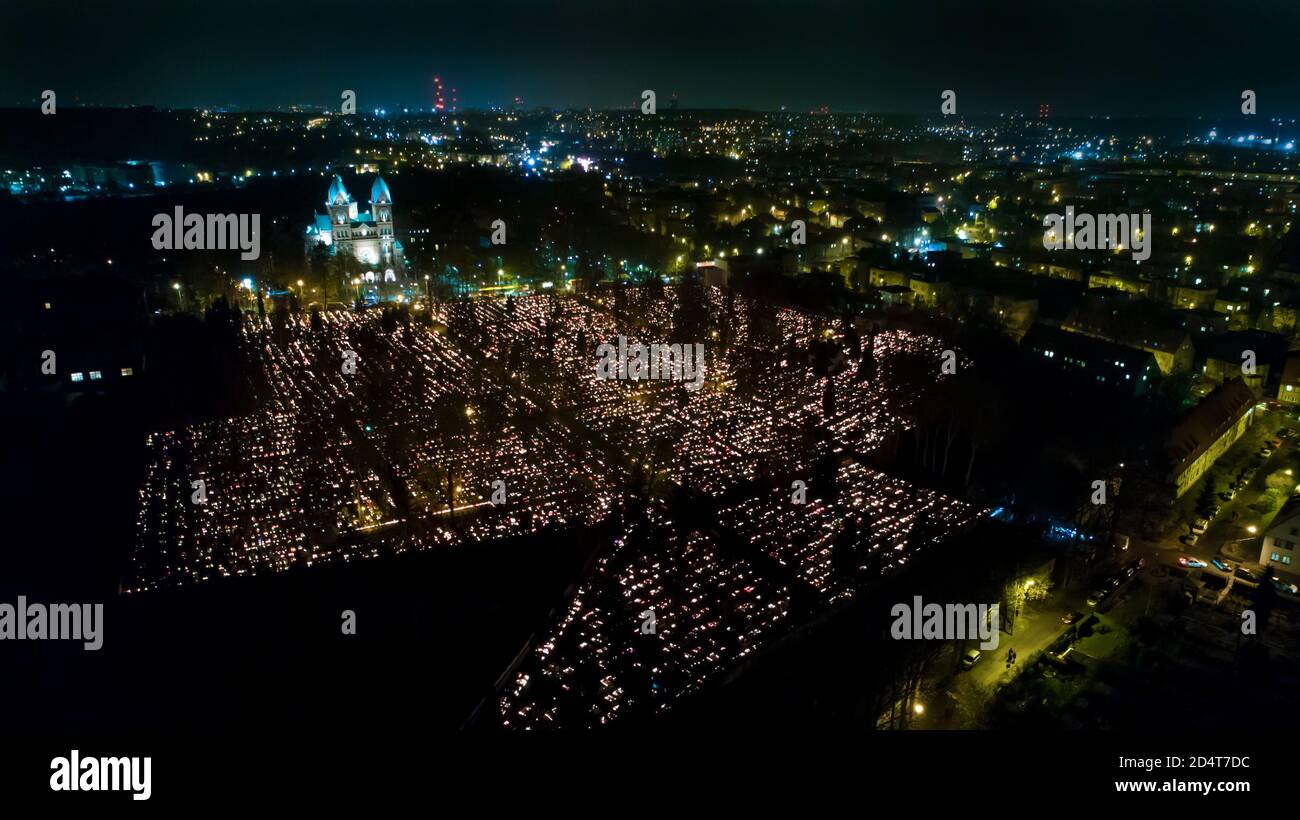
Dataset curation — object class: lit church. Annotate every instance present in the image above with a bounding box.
[306,174,404,277]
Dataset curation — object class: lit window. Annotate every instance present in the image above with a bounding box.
[121,367,134,377]
[70,372,84,382]
[44,302,52,310]
[89,371,102,380]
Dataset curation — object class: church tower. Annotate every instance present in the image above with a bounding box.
[370,175,394,265]
[327,175,358,256]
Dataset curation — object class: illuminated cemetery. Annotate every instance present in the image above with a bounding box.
[128,286,983,724]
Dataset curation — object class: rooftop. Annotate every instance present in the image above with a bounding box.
[1166,377,1256,467]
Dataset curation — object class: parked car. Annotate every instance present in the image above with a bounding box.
[961,648,982,670]
[1235,567,1260,583]
[1191,519,1209,535]
[1207,505,1221,518]
[1061,610,1084,625]
[1277,428,1291,439]
[1178,555,1207,568]
[1219,491,1235,503]
[1086,589,1105,607]
[1270,438,1283,449]
[1179,533,1199,547]
[1211,557,1234,573]
[1272,578,1300,595]
[1259,447,1273,458]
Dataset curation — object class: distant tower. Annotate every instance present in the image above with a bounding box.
[669,92,679,111]
[451,87,458,112]
[433,76,446,112]
[1039,102,1050,121]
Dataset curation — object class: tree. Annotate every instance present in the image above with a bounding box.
[308,241,332,283]
[822,378,837,420]
[831,515,863,581]
[430,395,471,519]
[1197,468,1220,513]
[950,675,992,728]
[326,251,363,305]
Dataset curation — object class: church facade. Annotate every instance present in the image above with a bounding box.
[307,174,403,275]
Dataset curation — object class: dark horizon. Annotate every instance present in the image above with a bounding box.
[4,0,1299,116]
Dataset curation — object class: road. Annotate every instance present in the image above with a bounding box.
[967,591,1086,689]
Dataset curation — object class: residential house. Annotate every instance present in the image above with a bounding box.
[1166,377,1257,498]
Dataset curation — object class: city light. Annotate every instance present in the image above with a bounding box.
[16,19,1300,764]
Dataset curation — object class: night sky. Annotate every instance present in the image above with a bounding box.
[3,0,1299,116]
